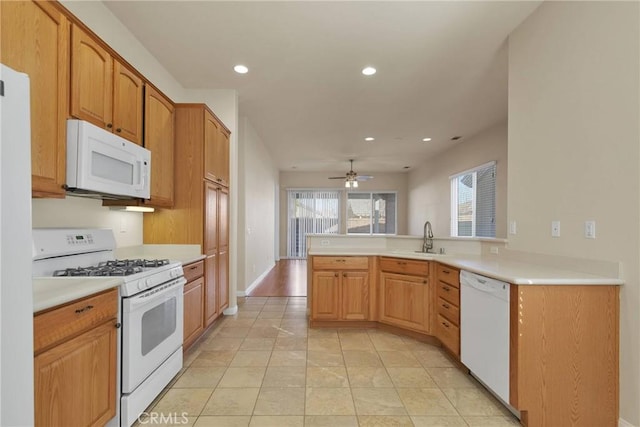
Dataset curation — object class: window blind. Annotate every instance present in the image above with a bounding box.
[287,189,340,258]
[450,162,496,238]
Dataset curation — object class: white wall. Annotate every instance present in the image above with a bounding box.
[408,122,507,239]
[32,197,142,247]
[237,117,279,294]
[279,171,409,258]
[508,2,640,424]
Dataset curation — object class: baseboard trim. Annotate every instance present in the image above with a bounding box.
[237,263,275,297]
[222,305,238,315]
[620,418,637,427]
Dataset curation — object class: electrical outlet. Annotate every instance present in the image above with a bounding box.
[321,240,330,246]
[551,221,560,237]
[585,221,596,239]
[490,247,499,255]
[509,221,517,235]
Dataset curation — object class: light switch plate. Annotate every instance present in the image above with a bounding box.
[509,221,517,235]
[585,221,596,239]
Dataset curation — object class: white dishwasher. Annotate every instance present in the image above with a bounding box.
[460,270,510,405]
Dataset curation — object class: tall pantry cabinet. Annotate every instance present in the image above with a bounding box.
[144,104,230,340]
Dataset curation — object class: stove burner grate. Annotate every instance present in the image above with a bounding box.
[52,259,170,277]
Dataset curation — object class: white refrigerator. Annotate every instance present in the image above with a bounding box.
[0,64,34,426]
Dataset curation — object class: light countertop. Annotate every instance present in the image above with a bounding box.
[308,248,623,286]
[33,244,205,313]
[33,277,122,313]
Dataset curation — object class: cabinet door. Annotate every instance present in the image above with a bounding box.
[341,271,369,320]
[203,110,219,182]
[71,24,113,130]
[144,86,175,207]
[311,271,340,320]
[218,249,229,313]
[183,277,204,349]
[113,61,143,145]
[35,320,117,426]
[217,127,230,186]
[379,273,430,332]
[218,186,229,250]
[204,181,219,254]
[204,253,218,326]
[1,1,69,197]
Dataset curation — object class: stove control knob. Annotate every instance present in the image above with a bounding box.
[145,279,152,287]
[137,281,145,290]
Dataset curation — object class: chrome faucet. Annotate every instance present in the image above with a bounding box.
[423,221,434,253]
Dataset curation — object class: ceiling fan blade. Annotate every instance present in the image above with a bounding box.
[328,176,347,179]
[356,175,374,181]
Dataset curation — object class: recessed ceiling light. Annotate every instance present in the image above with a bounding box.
[233,65,249,74]
[422,137,432,142]
[362,67,377,76]
[364,137,375,142]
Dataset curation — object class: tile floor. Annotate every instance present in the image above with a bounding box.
[141,297,521,427]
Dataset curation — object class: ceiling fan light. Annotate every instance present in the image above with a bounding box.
[353,181,358,188]
[345,181,350,188]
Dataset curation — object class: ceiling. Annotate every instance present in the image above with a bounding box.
[104,1,540,174]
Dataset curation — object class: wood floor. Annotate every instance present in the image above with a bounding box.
[248,259,307,297]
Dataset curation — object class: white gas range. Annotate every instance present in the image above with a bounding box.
[33,228,186,427]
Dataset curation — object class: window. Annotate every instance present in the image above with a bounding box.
[287,189,340,258]
[347,192,397,235]
[450,162,496,237]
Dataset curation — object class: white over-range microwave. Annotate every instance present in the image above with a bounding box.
[66,119,151,199]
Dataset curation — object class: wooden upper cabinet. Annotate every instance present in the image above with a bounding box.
[0,1,69,197]
[113,61,144,145]
[204,109,230,186]
[71,24,144,145]
[71,24,113,129]
[144,86,175,207]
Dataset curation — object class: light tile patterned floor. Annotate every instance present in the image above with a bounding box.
[141,297,521,427]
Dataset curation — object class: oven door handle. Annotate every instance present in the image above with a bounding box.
[127,278,186,310]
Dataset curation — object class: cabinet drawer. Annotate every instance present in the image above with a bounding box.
[436,314,460,355]
[437,297,460,325]
[34,288,118,354]
[313,256,369,270]
[183,260,204,282]
[437,281,460,305]
[437,264,460,288]
[379,257,429,276]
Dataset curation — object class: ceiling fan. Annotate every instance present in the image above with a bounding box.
[328,159,373,188]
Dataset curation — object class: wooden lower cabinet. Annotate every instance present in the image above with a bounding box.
[34,289,118,427]
[204,253,218,327]
[183,260,205,351]
[310,256,371,322]
[434,263,460,355]
[510,284,619,426]
[379,272,430,333]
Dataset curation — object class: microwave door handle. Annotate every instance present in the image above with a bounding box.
[136,160,148,190]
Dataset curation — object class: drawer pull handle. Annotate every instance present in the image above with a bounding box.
[442,286,450,292]
[442,303,450,309]
[343,273,347,277]
[423,280,427,284]
[336,259,346,263]
[442,321,449,328]
[335,273,339,277]
[398,261,407,265]
[442,270,450,274]
[189,266,198,270]
[75,305,94,314]
[115,322,121,329]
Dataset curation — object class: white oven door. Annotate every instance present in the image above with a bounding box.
[122,277,185,393]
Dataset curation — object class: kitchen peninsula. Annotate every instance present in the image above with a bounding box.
[307,234,622,427]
